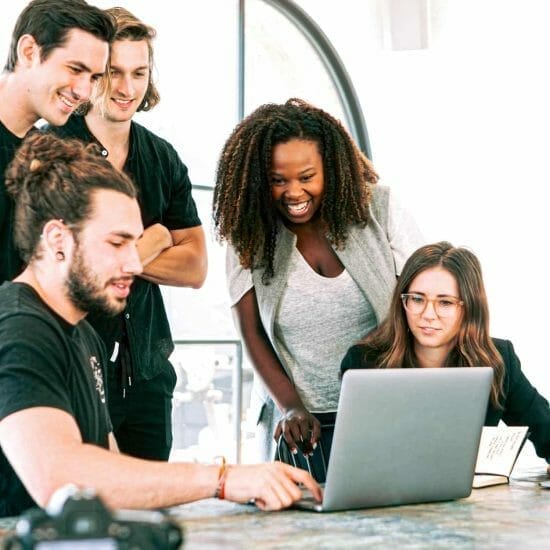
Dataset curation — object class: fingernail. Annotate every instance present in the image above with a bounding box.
[291,447,298,455]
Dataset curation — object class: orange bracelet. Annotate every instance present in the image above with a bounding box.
[214,456,228,499]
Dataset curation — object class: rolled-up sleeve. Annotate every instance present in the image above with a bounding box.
[226,244,254,307]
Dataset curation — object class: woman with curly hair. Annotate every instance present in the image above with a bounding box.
[341,242,550,471]
[214,98,423,473]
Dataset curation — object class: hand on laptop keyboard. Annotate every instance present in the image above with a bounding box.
[223,462,322,510]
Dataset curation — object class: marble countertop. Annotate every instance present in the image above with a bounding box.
[2,463,548,549]
[167,464,549,549]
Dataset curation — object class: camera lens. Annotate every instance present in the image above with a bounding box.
[71,516,98,535]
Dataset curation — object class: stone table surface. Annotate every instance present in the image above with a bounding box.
[1,463,548,549]
[166,464,549,549]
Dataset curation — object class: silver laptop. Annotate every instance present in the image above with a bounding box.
[296,367,493,512]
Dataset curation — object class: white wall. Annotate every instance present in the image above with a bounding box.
[295,0,550,393]
[2,0,549,394]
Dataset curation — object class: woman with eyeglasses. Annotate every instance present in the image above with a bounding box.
[341,241,550,470]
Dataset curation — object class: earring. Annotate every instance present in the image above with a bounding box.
[55,251,65,261]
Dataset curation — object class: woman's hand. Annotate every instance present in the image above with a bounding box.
[274,407,321,456]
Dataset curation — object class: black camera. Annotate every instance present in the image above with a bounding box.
[3,485,183,549]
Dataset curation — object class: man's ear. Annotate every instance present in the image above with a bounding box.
[42,220,71,261]
[16,34,41,69]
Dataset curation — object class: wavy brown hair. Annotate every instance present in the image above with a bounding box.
[358,241,505,408]
[79,6,160,116]
[213,98,378,283]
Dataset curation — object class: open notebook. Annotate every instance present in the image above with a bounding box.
[295,367,493,512]
[473,425,529,488]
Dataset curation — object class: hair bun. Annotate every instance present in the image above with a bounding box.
[4,133,85,201]
[29,158,42,172]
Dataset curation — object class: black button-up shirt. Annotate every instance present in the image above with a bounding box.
[49,116,201,381]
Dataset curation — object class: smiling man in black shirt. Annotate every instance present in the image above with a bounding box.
[0,0,115,283]
[50,7,207,461]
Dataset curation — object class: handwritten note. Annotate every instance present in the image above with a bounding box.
[474,426,529,480]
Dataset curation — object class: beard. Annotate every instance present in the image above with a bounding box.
[66,246,127,317]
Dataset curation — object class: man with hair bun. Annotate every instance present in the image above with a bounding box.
[0,132,321,518]
[0,0,115,283]
[50,6,207,462]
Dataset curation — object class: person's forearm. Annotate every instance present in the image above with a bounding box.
[241,329,305,414]
[140,244,207,287]
[140,226,207,287]
[37,442,219,509]
[234,293,306,414]
[137,223,173,267]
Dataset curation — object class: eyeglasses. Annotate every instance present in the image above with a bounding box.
[400,293,464,318]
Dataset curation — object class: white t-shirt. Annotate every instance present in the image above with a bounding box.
[273,248,376,412]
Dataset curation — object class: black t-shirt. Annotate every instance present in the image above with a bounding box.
[48,116,202,381]
[0,282,112,517]
[0,120,23,284]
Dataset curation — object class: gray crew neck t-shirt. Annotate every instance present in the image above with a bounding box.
[273,247,376,412]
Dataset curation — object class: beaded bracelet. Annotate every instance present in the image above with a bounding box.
[214,456,228,499]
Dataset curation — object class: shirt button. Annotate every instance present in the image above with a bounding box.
[125,313,130,319]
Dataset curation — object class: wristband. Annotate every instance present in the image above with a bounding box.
[214,456,228,499]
